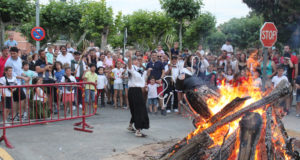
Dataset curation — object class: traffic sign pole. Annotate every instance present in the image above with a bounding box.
[262,47,268,91]
[260,22,278,91]
[36,0,40,51]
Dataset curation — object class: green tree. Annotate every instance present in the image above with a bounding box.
[160,0,202,50]
[0,0,34,48]
[219,14,263,49]
[183,12,216,49]
[124,10,173,51]
[20,1,83,47]
[243,0,300,48]
[80,0,114,50]
[108,11,125,49]
[205,31,226,54]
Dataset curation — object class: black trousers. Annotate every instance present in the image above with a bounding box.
[96,89,105,105]
[164,82,178,110]
[128,87,149,130]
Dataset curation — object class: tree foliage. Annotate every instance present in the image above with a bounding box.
[0,0,34,47]
[80,0,113,48]
[124,10,174,51]
[219,14,263,49]
[108,11,125,49]
[19,1,83,46]
[205,31,226,54]
[160,0,202,50]
[243,0,300,48]
[183,12,216,49]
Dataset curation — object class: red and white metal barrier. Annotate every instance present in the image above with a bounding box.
[0,82,98,148]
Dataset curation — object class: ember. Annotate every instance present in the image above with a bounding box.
[160,78,300,160]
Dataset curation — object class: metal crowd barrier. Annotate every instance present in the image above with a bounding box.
[0,82,98,148]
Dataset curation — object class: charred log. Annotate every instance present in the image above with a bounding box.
[265,106,275,160]
[208,96,251,125]
[204,79,290,134]
[185,90,212,119]
[238,112,262,160]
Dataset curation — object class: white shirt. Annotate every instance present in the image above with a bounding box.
[165,64,180,82]
[74,61,87,78]
[5,57,23,85]
[253,77,262,88]
[221,44,233,53]
[97,75,108,89]
[67,47,75,53]
[271,75,289,88]
[34,87,45,101]
[112,68,124,84]
[61,75,76,93]
[148,83,159,98]
[97,61,104,68]
[56,53,74,67]
[0,76,17,97]
[128,65,145,88]
[199,59,209,72]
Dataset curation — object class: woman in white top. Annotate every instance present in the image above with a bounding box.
[127,53,149,137]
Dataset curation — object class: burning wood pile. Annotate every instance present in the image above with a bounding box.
[160,80,300,160]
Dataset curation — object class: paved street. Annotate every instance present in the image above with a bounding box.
[0,106,298,160]
[3,107,194,160]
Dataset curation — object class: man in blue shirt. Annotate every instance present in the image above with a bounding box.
[170,42,179,56]
[146,51,166,115]
[4,34,17,48]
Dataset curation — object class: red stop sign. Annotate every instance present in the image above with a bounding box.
[260,22,278,47]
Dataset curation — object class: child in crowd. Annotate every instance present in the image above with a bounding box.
[22,61,37,85]
[53,61,65,83]
[0,67,17,125]
[224,68,234,86]
[216,71,225,88]
[32,77,49,119]
[253,70,262,89]
[96,67,108,107]
[83,64,97,109]
[61,67,76,115]
[105,66,113,105]
[111,61,124,108]
[146,76,160,114]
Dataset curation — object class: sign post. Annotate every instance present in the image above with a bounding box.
[31,27,46,42]
[260,22,278,91]
[36,0,40,50]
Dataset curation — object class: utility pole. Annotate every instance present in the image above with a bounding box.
[36,0,40,51]
[123,28,127,56]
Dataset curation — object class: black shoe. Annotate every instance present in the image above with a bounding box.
[161,110,167,116]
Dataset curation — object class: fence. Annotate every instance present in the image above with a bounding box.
[0,82,98,148]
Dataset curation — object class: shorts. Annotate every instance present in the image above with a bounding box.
[13,88,26,102]
[114,83,123,90]
[85,90,95,103]
[123,84,128,89]
[62,93,74,103]
[297,94,300,103]
[147,81,163,97]
[5,97,12,109]
[148,98,158,106]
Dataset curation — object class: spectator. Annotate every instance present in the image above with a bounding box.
[122,64,129,109]
[260,52,277,79]
[61,67,77,113]
[0,46,10,77]
[83,64,97,108]
[21,50,28,61]
[195,51,209,78]
[156,45,165,55]
[197,44,205,55]
[31,77,49,119]
[29,45,38,55]
[35,49,53,79]
[247,49,260,75]
[46,45,54,65]
[4,34,17,48]
[56,46,74,67]
[236,52,247,73]
[66,43,75,53]
[111,61,124,108]
[272,65,289,88]
[104,52,113,67]
[97,67,108,108]
[217,50,227,71]
[253,70,262,88]
[221,39,233,54]
[146,51,165,115]
[21,61,37,85]
[146,76,160,114]
[295,75,300,117]
[29,54,38,71]
[170,42,179,56]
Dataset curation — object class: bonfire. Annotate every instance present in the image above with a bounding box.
[160,77,300,160]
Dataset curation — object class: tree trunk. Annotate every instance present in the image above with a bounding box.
[179,20,183,51]
[0,20,5,49]
[101,27,109,51]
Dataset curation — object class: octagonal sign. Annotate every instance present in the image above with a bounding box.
[260,22,278,48]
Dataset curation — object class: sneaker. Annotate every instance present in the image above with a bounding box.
[13,114,20,121]
[79,104,82,109]
[174,109,179,113]
[166,110,171,113]
[22,115,28,122]
[135,130,147,137]
[122,106,127,109]
[73,106,76,111]
[4,121,11,127]
[296,114,300,117]
[127,125,135,132]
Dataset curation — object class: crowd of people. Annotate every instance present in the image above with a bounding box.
[1,36,300,130]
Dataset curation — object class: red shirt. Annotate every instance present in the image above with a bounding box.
[290,54,298,79]
[0,56,10,77]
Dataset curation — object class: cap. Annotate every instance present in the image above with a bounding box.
[74,51,81,55]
